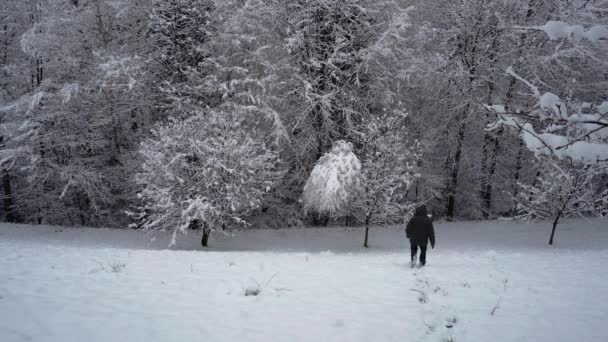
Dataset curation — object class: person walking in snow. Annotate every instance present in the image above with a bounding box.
[406,205,436,267]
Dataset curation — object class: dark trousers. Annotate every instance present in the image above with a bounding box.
[410,240,427,265]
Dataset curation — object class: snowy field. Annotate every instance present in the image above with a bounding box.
[1,220,607,342]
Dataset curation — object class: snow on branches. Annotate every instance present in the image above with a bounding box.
[353,113,421,247]
[489,66,608,163]
[514,156,608,245]
[131,108,280,247]
[300,113,421,247]
[528,21,608,43]
[269,0,412,182]
[487,12,608,163]
[356,113,421,217]
[300,141,363,216]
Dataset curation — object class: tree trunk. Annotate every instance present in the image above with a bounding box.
[363,215,370,248]
[344,215,354,227]
[549,213,561,245]
[201,228,211,247]
[311,212,330,226]
[2,170,14,222]
[445,106,469,220]
[414,158,422,201]
[479,111,493,213]
[511,139,525,216]
[479,131,491,208]
[482,128,503,219]
[36,57,43,86]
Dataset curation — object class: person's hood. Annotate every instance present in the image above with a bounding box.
[414,205,428,217]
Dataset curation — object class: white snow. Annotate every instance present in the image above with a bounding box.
[584,25,608,43]
[534,21,608,42]
[301,140,362,215]
[520,123,608,162]
[59,83,79,104]
[539,92,566,119]
[485,104,506,114]
[1,220,608,342]
[536,21,582,40]
[28,92,45,113]
[599,101,608,115]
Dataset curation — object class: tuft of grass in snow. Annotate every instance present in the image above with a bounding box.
[245,286,261,296]
[90,260,126,273]
[244,273,280,297]
[110,263,126,273]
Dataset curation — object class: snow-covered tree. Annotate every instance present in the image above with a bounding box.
[404,0,516,219]
[353,113,421,247]
[132,108,280,247]
[264,0,412,195]
[491,68,608,163]
[514,156,608,245]
[300,140,362,224]
[486,2,608,164]
[148,0,218,118]
[2,0,607,229]
[402,0,608,220]
[0,0,116,225]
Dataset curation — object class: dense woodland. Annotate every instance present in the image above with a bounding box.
[1,0,607,242]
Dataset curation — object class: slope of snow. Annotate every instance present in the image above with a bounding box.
[1,219,607,342]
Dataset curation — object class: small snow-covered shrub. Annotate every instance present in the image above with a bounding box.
[130,108,280,247]
[300,140,363,216]
[514,156,608,245]
[352,113,421,247]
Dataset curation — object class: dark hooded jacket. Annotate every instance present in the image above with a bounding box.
[406,206,436,247]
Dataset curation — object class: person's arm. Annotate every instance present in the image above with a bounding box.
[406,220,412,238]
[428,221,435,248]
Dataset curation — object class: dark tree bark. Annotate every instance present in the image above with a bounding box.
[511,139,525,215]
[201,228,211,247]
[36,57,43,86]
[363,214,370,248]
[311,212,330,226]
[445,105,469,220]
[479,129,491,206]
[2,170,14,222]
[414,158,422,201]
[482,128,503,218]
[549,212,561,245]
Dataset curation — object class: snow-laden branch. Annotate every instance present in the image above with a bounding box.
[300,141,362,215]
[514,21,608,43]
[490,67,608,162]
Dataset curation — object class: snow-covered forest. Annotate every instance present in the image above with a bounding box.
[2,2,608,341]
[1,0,607,240]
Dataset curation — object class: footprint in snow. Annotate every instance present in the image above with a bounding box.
[445,317,458,329]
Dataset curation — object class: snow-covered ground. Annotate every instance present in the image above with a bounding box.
[1,219,607,342]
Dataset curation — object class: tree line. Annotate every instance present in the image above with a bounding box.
[1,0,606,241]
